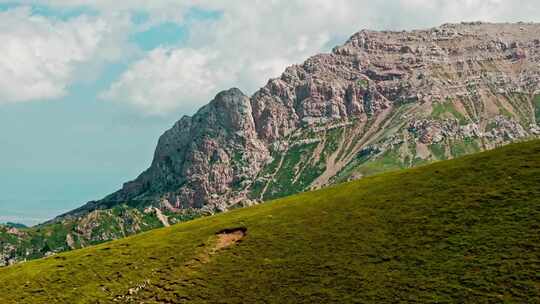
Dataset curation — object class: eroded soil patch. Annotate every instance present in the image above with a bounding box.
[114,227,247,302]
[215,227,247,250]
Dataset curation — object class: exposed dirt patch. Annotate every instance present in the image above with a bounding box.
[481,90,502,115]
[197,227,248,263]
[215,227,247,250]
[310,136,326,165]
[115,227,247,302]
[154,208,170,227]
[415,141,431,160]
[196,227,247,266]
[453,98,470,119]
[311,103,405,189]
[259,150,286,200]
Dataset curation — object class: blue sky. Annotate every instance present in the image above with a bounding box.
[0,0,538,225]
[0,3,198,224]
[0,57,177,224]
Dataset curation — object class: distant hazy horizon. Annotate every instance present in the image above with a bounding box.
[0,199,74,226]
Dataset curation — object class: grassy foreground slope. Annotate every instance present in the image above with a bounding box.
[1,140,539,303]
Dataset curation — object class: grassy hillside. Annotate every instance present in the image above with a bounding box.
[0,204,200,266]
[0,140,539,303]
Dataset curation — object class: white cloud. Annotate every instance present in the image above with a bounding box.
[0,7,132,104]
[101,47,229,114]
[2,1,540,111]
[98,0,540,115]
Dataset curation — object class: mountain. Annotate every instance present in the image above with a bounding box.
[0,140,538,303]
[1,22,539,265]
[69,22,540,216]
[2,222,27,229]
[0,205,199,266]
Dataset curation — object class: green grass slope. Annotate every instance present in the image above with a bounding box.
[1,140,539,303]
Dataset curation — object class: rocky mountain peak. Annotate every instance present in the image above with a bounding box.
[65,22,540,217]
[5,22,540,267]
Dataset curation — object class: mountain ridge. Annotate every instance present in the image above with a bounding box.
[68,21,540,217]
[2,21,540,266]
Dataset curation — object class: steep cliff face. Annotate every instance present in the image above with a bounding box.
[78,22,540,214]
[103,89,269,212]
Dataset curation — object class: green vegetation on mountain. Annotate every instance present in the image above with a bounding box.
[431,99,468,125]
[0,205,200,266]
[251,124,352,201]
[534,94,540,123]
[0,140,538,303]
[3,223,27,229]
[264,142,320,200]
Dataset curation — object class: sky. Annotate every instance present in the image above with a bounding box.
[1,0,539,225]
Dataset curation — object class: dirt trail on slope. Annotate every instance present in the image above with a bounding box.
[259,149,287,200]
[154,208,170,227]
[310,105,394,188]
[310,103,421,189]
[114,227,247,302]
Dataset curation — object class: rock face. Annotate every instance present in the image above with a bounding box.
[69,22,540,215]
[68,89,270,216]
[105,89,269,211]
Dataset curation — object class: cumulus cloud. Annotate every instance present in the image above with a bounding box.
[98,0,540,115]
[2,1,540,112]
[101,47,229,114]
[101,1,369,114]
[0,6,131,104]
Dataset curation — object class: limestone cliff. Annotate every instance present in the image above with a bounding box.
[88,22,540,212]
